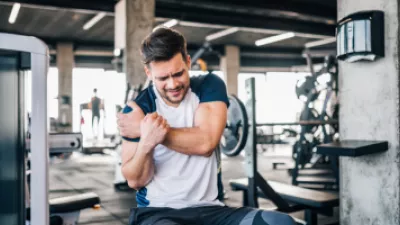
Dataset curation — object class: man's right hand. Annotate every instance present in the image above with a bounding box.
[117,101,145,139]
[140,113,170,150]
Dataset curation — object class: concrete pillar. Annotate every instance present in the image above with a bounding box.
[220,45,240,95]
[338,1,400,224]
[57,42,74,132]
[115,0,155,88]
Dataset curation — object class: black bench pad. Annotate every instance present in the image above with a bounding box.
[50,192,100,213]
[230,178,339,208]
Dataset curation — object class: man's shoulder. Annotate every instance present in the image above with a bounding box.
[135,85,155,101]
[128,85,157,114]
[190,73,225,93]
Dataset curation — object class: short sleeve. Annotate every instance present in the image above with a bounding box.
[198,74,229,107]
[121,105,140,142]
[121,86,157,142]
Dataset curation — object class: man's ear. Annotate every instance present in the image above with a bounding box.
[144,65,151,78]
[186,55,191,70]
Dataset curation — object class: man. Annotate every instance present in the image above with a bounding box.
[117,27,296,225]
[90,88,102,137]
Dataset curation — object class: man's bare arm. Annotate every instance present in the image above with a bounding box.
[118,101,227,157]
[162,101,227,157]
[119,105,169,190]
[121,140,155,190]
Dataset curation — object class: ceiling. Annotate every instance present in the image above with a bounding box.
[0,0,338,71]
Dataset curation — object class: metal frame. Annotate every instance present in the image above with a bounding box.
[241,77,338,225]
[0,32,49,225]
[244,77,292,211]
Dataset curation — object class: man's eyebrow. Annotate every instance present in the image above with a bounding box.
[156,74,169,79]
[172,69,185,76]
[156,69,185,79]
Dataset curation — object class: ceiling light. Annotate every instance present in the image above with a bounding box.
[83,12,106,30]
[9,3,21,24]
[304,37,336,48]
[162,19,179,28]
[205,27,240,42]
[113,48,121,57]
[255,32,295,46]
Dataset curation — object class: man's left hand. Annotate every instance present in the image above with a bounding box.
[117,101,145,138]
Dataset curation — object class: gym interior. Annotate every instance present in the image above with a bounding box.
[0,0,396,225]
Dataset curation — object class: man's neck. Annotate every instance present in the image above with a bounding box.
[162,97,180,108]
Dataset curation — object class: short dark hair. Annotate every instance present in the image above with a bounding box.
[140,27,188,66]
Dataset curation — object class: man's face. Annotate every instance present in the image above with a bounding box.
[145,53,191,107]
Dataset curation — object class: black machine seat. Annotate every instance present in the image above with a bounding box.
[230,178,339,208]
[50,192,100,214]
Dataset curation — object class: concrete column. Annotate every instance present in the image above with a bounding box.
[220,45,240,95]
[57,42,74,132]
[338,1,400,224]
[125,0,155,88]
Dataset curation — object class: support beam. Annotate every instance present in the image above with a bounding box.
[156,0,336,23]
[125,0,155,87]
[56,42,74,132]
[0,0,336,37]
[0,0,115,14]
[220,45,239,95]
[0,0,337,22]
[338,0,400,224]
[156,5,336,36]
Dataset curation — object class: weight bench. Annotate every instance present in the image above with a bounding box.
[230,178,339,225]
[27,192,100,225]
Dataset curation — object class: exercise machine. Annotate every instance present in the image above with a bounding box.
[25,133,101,225]
[228,78,339,225]
[0,32,100,225]
[290,55,339,189]
[220,54,339,189]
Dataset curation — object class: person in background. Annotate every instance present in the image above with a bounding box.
[89,88,102,138]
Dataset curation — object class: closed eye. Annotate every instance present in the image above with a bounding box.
[172,70,184,78]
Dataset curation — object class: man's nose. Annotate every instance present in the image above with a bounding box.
[166,77,179,89]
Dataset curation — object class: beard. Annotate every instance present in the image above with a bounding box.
[159,85,189,105]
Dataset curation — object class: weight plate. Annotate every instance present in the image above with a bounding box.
[296,76,319,102]
[292,138,318,168]
[220,95,248,156]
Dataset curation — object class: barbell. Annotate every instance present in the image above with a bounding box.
[219,95,338,156]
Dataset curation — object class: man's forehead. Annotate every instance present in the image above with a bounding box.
[155,68,185,78]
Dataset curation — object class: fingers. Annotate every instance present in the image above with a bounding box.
[155,115,164,127]
[144,113,169,128]
[144,112,158,123]
[148,112,159,119]
[160,117,167,127]
[163,123,170,132]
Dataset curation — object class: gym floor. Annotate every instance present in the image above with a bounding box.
[49,145,339,225]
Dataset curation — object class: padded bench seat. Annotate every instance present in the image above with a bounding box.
[26,192,100,222]
[49,192,100,213]
[229,178,339,208]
